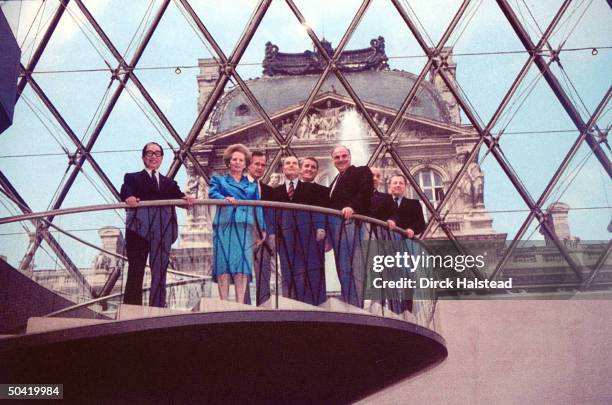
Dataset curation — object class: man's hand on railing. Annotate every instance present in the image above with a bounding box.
[316,229,326,242]
[341,206,354,220]
[182,195,196,207]
[125,196,140,207]
[225,196,237,205]
[255,231,267,247]
[405,228,415,239]
[387,219,397,230]
[267,234,276,254]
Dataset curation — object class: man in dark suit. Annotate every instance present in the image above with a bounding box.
[247,150,274,305]
[120,142,194,307]
[247,150,274,200]
[272,156,327,305]
[388,173,426,314]
[389,174,426,238]
[370,167,396,223]
[328,146,372,218]
[299,156,330,208]
[328,146,373,307]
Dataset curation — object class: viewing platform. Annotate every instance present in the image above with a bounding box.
[0,200,447,404]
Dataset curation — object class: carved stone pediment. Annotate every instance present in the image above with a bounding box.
[274,103,395,142]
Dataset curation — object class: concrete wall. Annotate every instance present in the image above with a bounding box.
[360,300,612,404]
[0,259,102,333]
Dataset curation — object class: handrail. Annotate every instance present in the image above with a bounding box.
[5,200,439,328]
[44,274,211,318]
[1,204,213,280]
[6,200,428,319]
[0,199,412,238]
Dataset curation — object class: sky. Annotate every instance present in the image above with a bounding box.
[0,0,610,270]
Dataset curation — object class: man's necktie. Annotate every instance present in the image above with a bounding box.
[151,170,159,192]
[394,196,400,208]
[329,172,343,197]
[288,180,295,201]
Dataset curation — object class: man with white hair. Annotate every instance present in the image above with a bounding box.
[271,156,327,305]
[389,173,426,238]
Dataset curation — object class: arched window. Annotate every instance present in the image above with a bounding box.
[415,169,444,220]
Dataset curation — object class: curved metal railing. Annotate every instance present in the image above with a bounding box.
[0,200,439,330]
[0,199,416,231]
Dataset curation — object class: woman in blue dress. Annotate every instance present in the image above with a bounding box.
[209,143,265,303]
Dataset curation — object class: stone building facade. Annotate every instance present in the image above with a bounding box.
[28,38,609,308]
[179,38,501,257]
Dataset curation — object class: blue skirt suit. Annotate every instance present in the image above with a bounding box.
[209,175,264,282]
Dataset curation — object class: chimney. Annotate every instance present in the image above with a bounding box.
[98,226,124,253]
[428,46,460,124]
[546,202,572,241]
[91,227,124,274]
[197,58,220,112]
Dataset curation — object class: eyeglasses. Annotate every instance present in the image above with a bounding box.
[144,151,163,157]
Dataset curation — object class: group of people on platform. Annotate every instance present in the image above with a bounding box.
[120,141,425,311]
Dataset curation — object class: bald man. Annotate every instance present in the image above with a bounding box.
[327,145,373,307]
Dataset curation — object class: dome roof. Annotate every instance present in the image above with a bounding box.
[211,70,452,134]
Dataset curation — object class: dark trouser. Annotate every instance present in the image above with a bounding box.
[252,240,272,306]
[278,238,326,306]
[328,217,365,308]
[387,297,413,314]
[124,229,169,307]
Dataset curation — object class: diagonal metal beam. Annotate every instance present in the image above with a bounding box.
[14,0,172,294]
[435,53,584,279]
[176,0,292,179]
[23,66,120,199]
[17,0,70,101]
[0,170,95,296]
[288,0,474,245]
[167,0,273,179]
[368,0,470,169]
[283,0,372,152]
[392,0,584,278]
[43,0,171,221]
[368,0,472,240]
[72,0,210,183]
[582,240,612,288]
[422,0,572,238]
[366,0,445,166]
[490,86,611,280]
[173,1,289,155]
[497,0,612,179]
[226,70,293,151]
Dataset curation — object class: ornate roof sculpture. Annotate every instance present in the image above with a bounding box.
[207,70,453,136]
[263,37,389,76]
[196,37,458,138]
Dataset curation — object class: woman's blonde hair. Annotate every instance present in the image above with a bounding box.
[223,143,251,168]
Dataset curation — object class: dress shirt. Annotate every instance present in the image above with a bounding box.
[285,178,298,193]
[144,167,160,188]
